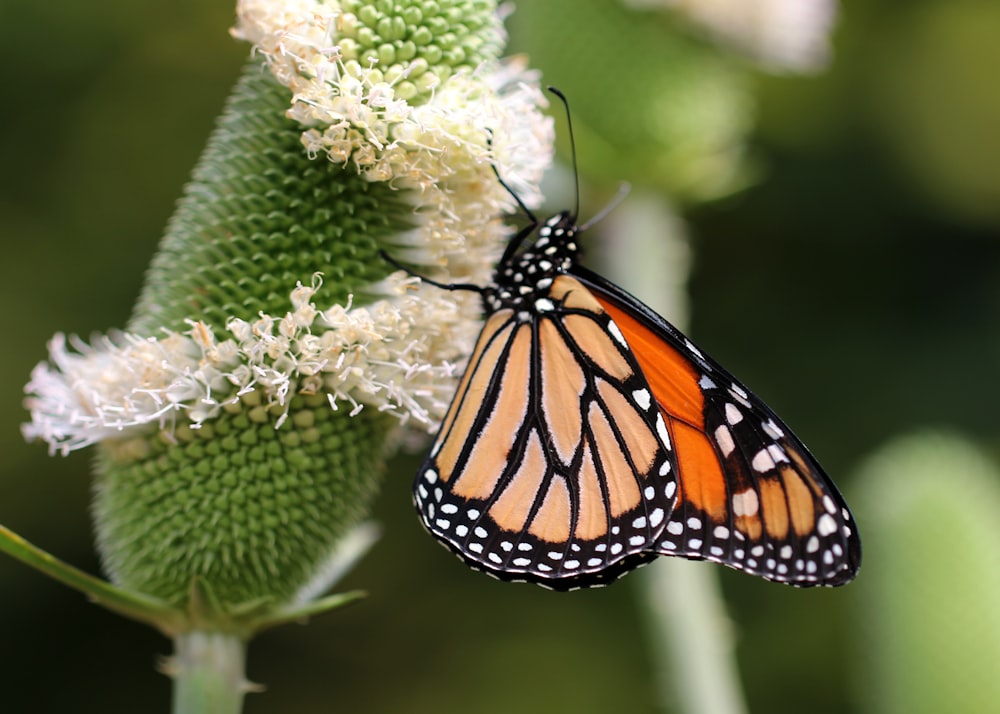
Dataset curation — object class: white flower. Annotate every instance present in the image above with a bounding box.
[627,0,838,73]
[233,0,552,274]
[24,274,479,455]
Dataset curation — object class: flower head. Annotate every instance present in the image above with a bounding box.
[27,0,553,460]
[22,0,553,611]
[629,0,838,73]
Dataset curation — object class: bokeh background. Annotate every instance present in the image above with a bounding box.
[2,0,999,712]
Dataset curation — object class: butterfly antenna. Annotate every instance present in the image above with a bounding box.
[546,86,580,221]
[578,181,631,232]
[487,129,538,224]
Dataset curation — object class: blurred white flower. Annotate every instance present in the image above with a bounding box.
[627,0,838,73]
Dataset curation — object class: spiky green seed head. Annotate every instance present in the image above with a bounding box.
[23,0,553,629]
[129,69,415,338]
[94,392,391,609]
[336,0,505,101]
[95,66,402,614]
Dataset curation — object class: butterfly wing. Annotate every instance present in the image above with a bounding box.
[571,265,861,586]
[415,275,677,589]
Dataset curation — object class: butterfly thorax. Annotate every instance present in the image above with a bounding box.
[484,212,581,316]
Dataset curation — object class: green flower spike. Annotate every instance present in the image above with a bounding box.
[16,0,552,709]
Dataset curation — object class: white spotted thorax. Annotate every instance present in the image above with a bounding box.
[484,213,580,317]
[413,207,686,588]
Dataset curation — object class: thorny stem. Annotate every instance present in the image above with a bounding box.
[170,631,252,714]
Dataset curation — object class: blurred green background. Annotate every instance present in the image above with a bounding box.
[2,0,999,711]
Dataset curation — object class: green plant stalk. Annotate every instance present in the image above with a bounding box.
[0,522,367,631]
[598,191,748,714]
[642,561,747,714]
[0,524,182,633]
[171,632,250,714]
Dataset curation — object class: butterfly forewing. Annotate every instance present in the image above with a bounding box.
[415,275,678,589]
[572,266,861,586]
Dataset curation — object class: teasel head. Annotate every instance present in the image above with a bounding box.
[21,0,553,633]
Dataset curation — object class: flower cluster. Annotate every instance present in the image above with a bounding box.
[24,273,478,455]
[24,0,554,457]
[233,0,550,271]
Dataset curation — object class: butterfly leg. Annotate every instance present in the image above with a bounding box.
[378,250,486,294]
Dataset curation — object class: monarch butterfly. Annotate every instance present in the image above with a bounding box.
[399,91,861,590]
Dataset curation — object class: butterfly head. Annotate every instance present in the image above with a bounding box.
[486,211,581,314]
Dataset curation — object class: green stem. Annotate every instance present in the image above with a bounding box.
[641,560,748,714]
[171,631,251,714]
[598,191,748,714]
[0,524,182,633]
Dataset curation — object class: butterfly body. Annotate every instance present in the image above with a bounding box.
[408,193,860,590]
[481,211,579,313]
[416,213,679,588]
[406,197,860,590]
[402,92,861,590]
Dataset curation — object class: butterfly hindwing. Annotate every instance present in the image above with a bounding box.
[414,275,678,589]
[571,265,861,586]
